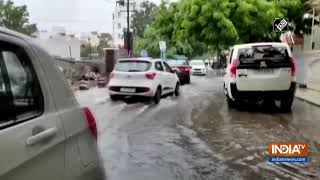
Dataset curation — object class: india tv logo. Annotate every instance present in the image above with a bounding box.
[268,142,308,162]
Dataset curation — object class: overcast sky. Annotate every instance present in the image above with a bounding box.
[12,0,162,34]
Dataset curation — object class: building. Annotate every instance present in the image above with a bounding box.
[80,32,101,47]
[112,0,143,48]
[36,26,81,60]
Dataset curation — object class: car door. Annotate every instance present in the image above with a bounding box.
[163,61,176,90]
[0,35,65,180]
[154,61,167,90]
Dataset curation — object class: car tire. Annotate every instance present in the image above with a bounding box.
[185,77,191,84]
[224,83,237,108]
[110,95,121,101]
[279,96,293,112]
[153,87,162,104]
[174,83,180,96]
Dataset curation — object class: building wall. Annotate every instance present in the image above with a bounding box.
[37,34,81,60]
[113,1,139,48]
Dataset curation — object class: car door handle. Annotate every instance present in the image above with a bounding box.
[238,74,247,77]
[26,127,58,146]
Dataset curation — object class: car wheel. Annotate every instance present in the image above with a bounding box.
[279,96,293,112]
[153,87,162,104]
[224,84,237,107]
[185,77,191,84]
[174,83,180,96]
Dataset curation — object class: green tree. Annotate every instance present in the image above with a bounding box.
[136,0,306,58]
[97,33,113,57]
[81,44,98,59]
[131,0,158,37]
[0,0,37,36]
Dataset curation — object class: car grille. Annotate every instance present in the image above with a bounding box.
[194,69,201,71]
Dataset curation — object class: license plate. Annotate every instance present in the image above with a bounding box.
[256,69,274,73]
[120,88,136,93]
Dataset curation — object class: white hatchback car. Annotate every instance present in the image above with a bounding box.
[190,60,207,75]
[108,58,180,104]
[224,42,296,111]
[0,28,105,180]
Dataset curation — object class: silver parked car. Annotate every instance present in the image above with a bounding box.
[0,28,105,180]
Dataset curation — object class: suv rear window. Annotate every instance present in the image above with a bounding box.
[238,46,290,65]
[115,61,151,72]
[166,60,187,67]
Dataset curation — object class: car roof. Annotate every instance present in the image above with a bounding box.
[233,42,288,49]
[0,27,35,43]
[190,60,204,62]
[118,57,153,62]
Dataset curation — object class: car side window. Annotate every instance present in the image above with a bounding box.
[229,49,234,64]
[163,62,173,73]
[0,41,44,128]
[155,61,164,71]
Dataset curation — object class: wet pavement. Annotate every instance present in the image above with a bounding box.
[75,71,320,180]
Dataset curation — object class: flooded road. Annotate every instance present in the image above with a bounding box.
[75,71,320,180]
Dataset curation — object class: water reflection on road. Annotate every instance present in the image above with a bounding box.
[75,73,320,180]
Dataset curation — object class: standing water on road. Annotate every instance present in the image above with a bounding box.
[75,74,320,180]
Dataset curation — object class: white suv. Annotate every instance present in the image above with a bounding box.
[108,58,180,104]
[0,28,105,180]
[224,42,296,111]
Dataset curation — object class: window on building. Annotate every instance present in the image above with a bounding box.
[118,23,121,29]
[118,12,121,18]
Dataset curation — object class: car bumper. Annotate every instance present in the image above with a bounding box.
[176,72,190,82]
[108,86,156,97]
[191,70,206,75]
[230,82,296,100]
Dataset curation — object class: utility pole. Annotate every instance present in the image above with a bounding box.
[88,37,92,60]
[311,8,315,50]
[127,0,130,57]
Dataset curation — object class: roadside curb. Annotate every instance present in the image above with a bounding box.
[295,93,320,108]
[295,96,320,107]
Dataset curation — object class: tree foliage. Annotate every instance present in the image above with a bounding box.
[131,1,158,37]
[135,0,307,58]
[0,0,37,36]
[97,33,112,56]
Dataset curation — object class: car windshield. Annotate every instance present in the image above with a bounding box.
[114,60,151,72]
[190,61,204,66]
[166,60,187,67]
[238,46,290,64]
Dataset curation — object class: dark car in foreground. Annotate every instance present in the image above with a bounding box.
[166,59,190,84]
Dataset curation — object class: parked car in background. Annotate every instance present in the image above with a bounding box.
[0,28,105,180]
[108,58,180,104]
[224,42,296,111]
[166,59,190,84]
[190,60,207,76]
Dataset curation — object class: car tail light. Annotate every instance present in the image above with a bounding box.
[143,87,150,92]
[230,59,237,77]
[82,107,97,140]
[145,72,156,79]
[180,66,190,73]
[290,57,296,76]
[108,86,113,91]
